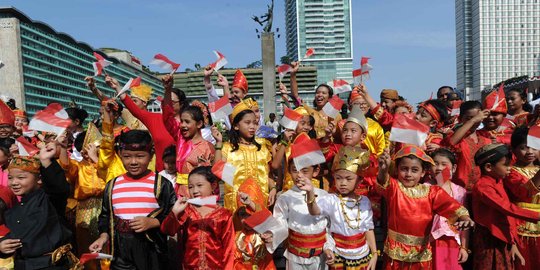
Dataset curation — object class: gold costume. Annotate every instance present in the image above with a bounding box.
[365,118,388,156]
[304,103,342,139]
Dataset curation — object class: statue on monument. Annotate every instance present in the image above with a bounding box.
[252,0,274,33]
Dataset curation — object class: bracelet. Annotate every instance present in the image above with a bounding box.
[460,246,471,254]
[306,194,317,204]
[279,140,290,147]
[214,144,223,150]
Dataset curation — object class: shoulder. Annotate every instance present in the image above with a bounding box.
[314,188,328,196]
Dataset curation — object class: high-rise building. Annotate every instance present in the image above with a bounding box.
[456,0,540,100]
[0,7,164,119]
[285,0,353,84]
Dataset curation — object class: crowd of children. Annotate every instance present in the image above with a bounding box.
[0,61,539,270]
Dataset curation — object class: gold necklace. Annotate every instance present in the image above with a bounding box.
[339,195,362,230]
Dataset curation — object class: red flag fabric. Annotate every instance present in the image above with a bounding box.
[279,107,303,130]
[243,208,282,234]
[116,77,142,98]
[92,52,112,76]
[304,48,314,59]
[208,95,233,122]
[15,137,39,157]
[79,253,113,265]
[483,84,507,114]
[277,64,293,81]
[435,167,452,185]
[451,100,462,116]
[150,54,181,72]
[322,95,345,118]
[211,160,235,187]
[209,50,228,71]
[527,125,540,150]
[290,133,325,170]
[0,100,14,126]
[331,79,352,94]
[28,103,71,134]
[389,113,430,146]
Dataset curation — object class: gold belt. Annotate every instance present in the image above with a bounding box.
[517,202,540,211]
[387,229,428,246]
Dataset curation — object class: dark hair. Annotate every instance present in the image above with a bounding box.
[437,86,454,97]
[229,110,261,152]
[475,146,512,172]
[0,198,6,225]
[308,115,316,138]
[171,88,189,110]
[430,148,457,165]
[395,155,432,171]
[74,131,86,152]
[458,100,482,120]
[65,107,89,124]
[189,166,217,184]
[511,126,529,149]
[421,99,449,124]
[113,102,124,116]
[507,89,533,113]
[312,84,334,107]
[162,144,177,159]
[0,138,15,157]
[180,105,205,126]
[117,130,153,153]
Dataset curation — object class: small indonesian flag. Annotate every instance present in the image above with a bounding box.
[150,53,181,72]
[488,84,505,111]
[22,125,35,137]
[29,103,72,135]
[79,253,113,265]
[92,52,112,76]
[360,57,372,73]
[243,208,282,234]
[277,64,293,81]
[290,133,325,170]
[211,160,235,187]
[209,50,228,71]
[16,137,39,157]
[451,100,462,116]
[389,113,429,146]
[187,195,218,206]
[527,125,540,150]
[322,95,345,119]
[208,95,233,122]
[352,68,364,86]
[303,48,315,59]
[115,77,142,98]
[331,79,352,94]
[279,107,303,130]
[435,167,452,186]
[352,57,372,85]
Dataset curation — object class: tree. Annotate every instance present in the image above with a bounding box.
[280,55,291,64]
[246,60,263,69]
[185,68,194,72]
[194,63,202,70]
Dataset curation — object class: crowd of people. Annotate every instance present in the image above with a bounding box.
[0,60,538,270]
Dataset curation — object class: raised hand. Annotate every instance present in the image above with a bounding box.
[290,61,299,74]
[105,75,120,92]
[171,197,188,216]
[211,126,223,144]
[204,65,214,78]
[217,74,229,88]
[378,148,391,173]
[85,76,96,89]
[161,74,173,90]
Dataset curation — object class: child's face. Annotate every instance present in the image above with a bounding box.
[234,112,258,140]
[512,143,538,165]
[460,108,481,130]
[397,157,426,188]
[333,169,358,196]
[289,163,319,187]
[341,122,365,146]
[415,107,436,128]
[230,88,246,104]
[432,155,456,177]
[163,156,177,175]
[295,115,312,134]
[8,168,40,196]
[119,149,152,176]
[180,112,202,139]
[487,156,511,178]
[482,112,504,131]
[506,91,524,112]
[188,173,214,198]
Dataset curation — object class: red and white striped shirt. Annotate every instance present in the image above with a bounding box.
[112,172,159,220]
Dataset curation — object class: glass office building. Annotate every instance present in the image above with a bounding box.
[285,0,353,84]
[0,7,164,119]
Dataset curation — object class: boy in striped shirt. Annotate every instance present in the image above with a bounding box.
[89,130,176,270]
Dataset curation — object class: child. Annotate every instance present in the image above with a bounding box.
[301,146,378,270]
[213,102,274,212]
[272,133,331,269]
[415,99,449,153]
[89,130,176,270]
[0,144,75,269]
[428,148,470,270]
[377,145,474,269]
[472,143,540,269]
[504,127,540,270]
[506,89,532,127]
[159,145,178,188]
[477,89,513,144]
[161,166,235,269]
[445,101,492,190]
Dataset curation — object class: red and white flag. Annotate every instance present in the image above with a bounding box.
[435,167,452,186]
[150,53,181,72]
[22,125,35,138]
[243,208,282,234]
[389,113,429,146]
[322,95,344,119]
[360,57,372,72]
[290,133,325,170]
[116,77,142,98]
[277,64,293,81]
[79,253,113,265]
[527,125,540,150]
[489,84,505,111]
[187,195,218,206]
[303,48,315,59]
[451,100,462,116]
[211,160,235,187]
[15,137,39,157]
[331,79,352,94]
[209,50,228,71]
[29,103,72,135]
[279,107,303,130]
[352,57,372,85]
[92,52,112,76]
[208,95,233,122]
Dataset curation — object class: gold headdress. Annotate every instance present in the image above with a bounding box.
[9,155,41,174]
[231,98,259,120]
[331,146,371,175]
[131,84,153,102]
[82,122,103,149]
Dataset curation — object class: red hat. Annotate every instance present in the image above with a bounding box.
[13,109,27,119]
[349,89,363,105]
[0,100,15,126]
[483,85,507,114]
[232,69,248,92]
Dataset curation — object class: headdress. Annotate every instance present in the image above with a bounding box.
[191,100,210,126]
[393,145,435,166]
[331,146,371,175]
[346,105,368,133]
[380,89,399,100]
[231,98,259,120]
[131,84,153,102]
[8,155,41,174]
[474,143,510,167]
[0,100,15,126]
[232,69,248,92]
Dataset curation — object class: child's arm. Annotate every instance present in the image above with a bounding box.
[132,179,177,233]
[39,143,70,216]
[297,174,321,215]
[458,230,470,263]
[160,197,189,236]
[448,109,489,145]
[212,126,224,163]
[476,183,540,222]
[365,230,378,270]
[270,131,294,170]
[377,149,391,186]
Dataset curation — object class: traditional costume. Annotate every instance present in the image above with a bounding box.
[477,88,513,145]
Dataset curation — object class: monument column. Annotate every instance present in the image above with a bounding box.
[261,32,276,119]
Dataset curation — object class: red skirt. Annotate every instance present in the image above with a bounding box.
[473,225,513,270]
[432,236,462,270]
[515,235,540,270]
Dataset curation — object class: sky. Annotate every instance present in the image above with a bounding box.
[2,0,456,105]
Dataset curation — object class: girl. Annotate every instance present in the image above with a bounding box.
[161,166,235,269]
[478,88,513,144]
[302,146,378,270]
[415,99,449,153]
[377,145,474,269]
[428,148,470,270]
[503,127,540,270]
[213,105,274,212]
[506,89,532,127]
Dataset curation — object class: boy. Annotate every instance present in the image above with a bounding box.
[89,130,176,270]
